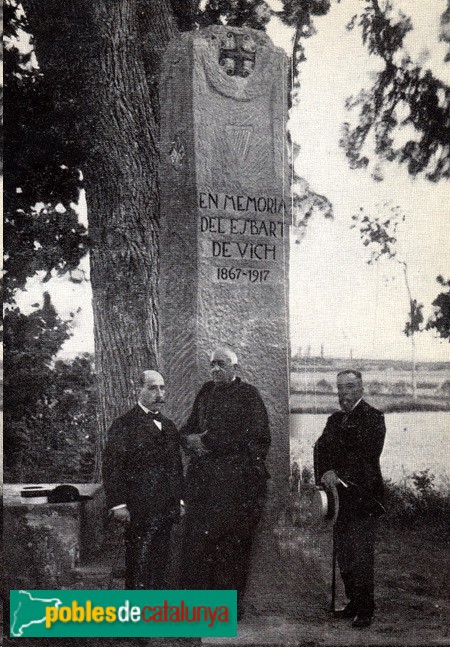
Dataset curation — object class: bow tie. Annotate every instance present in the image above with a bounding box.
[146,410,161,420]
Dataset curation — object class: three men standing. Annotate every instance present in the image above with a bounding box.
[103,360,383,631]
[181,348,271,615]
[314,370,386,628]
[103,370,183,589]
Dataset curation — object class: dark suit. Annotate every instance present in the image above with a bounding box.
[314,399,386,615]
[103,405,183,589]
[181,378,270,605]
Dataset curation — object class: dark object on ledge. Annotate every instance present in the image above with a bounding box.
[47,484,93,503]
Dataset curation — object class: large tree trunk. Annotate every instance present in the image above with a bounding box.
[25,1,178,478]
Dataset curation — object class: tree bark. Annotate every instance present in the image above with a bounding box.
[25,0,178,478]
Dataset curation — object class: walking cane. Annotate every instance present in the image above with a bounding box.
[330,534,336,612]
[107,527,125,589]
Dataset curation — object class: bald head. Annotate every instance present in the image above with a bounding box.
[138,370,166,411]
[210,347,238,385]
[139,370,164,387]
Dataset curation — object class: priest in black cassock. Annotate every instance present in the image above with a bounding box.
[181,347,271,618]
[103,370,183,589]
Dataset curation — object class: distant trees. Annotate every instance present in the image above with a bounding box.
[316,378,333,392]
[4,293,97,482]
[367,380,384,395]
[352,203,424,399]
[427,276,450,341]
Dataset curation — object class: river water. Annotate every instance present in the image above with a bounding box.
[290,411,450,486]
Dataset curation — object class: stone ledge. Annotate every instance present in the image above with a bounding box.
[4,483,105,588]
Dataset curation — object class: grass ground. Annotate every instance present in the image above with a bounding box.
[3,486,449,646]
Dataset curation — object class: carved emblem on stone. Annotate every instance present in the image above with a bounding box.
[219,32,256,78]
[169,135,185,171]
[226,125,253,161]
[196,26,282,101]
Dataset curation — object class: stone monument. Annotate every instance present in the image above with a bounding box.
[159,24,290,541]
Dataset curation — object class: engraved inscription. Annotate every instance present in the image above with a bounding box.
[211,241,276,261]
[199,190,288,286]
[198,192,287,214]
[213,267,273,284]
[200,216,285,238]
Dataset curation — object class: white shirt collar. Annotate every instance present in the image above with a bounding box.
[351,398,363,411]
[138,401,162,429]
[138,401,155,414]
[138,400,159,413]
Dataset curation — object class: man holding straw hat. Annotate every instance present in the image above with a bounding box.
[314,370,386,628]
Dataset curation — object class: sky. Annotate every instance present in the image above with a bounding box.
[267,0,450,362]
[15,0,450,363]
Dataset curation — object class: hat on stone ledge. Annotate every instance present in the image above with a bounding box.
[47,485,93,503]
[312,484,339,526]
[21,486,51,504]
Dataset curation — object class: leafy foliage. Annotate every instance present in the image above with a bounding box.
[352,203,424,334]
[352,203,404,263]
[404,298,424,338]
[197,0,272,29]
[384,470,449,535]
[4,203,89,303]
[4,293,97,482]
[4,0,89,304]
[352,203,424,401]
[427,275,450,341]
[341,0,450,181]
[292,171,334,242]
[4,2,96,482]
[279,0,332,98]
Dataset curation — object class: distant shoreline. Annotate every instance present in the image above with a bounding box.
[290,358,450,372]
[290,391,450,414]
[289,362,449,413]
[291,403,450,414]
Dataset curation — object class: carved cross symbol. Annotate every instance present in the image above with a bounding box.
[219,32,256,78]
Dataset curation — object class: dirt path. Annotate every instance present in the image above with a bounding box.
[3,517,448,646]
[219,521,449,646]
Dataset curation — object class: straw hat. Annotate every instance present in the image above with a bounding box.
[312,484,339,526]
[20,486,51,504]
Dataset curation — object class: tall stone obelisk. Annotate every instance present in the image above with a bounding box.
[159,25,290,538]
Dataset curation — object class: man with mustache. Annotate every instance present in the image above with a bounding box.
[314,370,386,628]
[103,370,183,589]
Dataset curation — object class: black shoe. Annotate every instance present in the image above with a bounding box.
[352,614,373,628]
[333,603,357,619]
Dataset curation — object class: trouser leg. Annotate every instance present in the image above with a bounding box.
[182,520,257,604]
[125,520,173,589]
[212,531,255,605]
[334,516,377,616]
[181,521,214,590]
